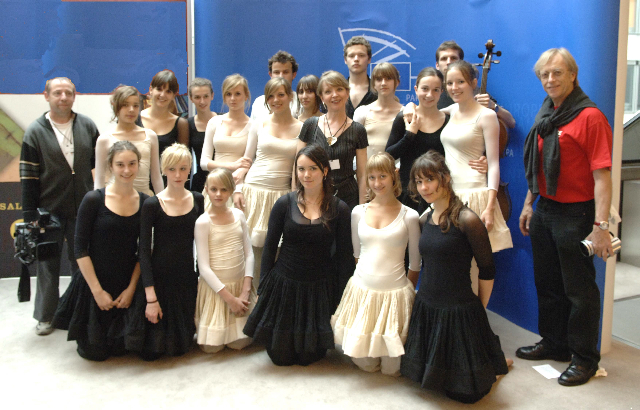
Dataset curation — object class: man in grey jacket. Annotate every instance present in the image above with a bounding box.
[20,77,99,335]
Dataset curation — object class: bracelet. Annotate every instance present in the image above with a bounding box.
[147,300,158,304]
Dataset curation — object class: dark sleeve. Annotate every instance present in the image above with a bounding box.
[258,194,289,294]
[385,112,414,159]
[193,191,205,216]
[19,138,41,222]
[353,122,368,149]
[139,197,158,288]
[90,123,100,169]
[333,199,356,308]
[460,208,496,280]
[299,117,316,144]
[73,190,101,259]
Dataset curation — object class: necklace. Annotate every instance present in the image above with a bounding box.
[323,115,347,145]
[51,119,74,153]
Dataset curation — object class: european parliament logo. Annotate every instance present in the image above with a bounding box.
[338,27,417,92]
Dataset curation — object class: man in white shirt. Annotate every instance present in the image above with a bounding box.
[250,50,299,121]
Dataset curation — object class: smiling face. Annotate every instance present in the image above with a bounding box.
[445,68,476,104]
[267,85,292,114]
[298,87,317,111]
[344,45,370,75]
[415,75,443,108]
[367,169,394,198]
[117,95,141,125]
[415,172,446,204]
[224,84,248,112]
[149,83,175,108]
[205,177,232,209]
[190,85,213,114]
[539,53,577,107]
[110,150,139,184]
[320,83,348,113]
[44,79,76,117]
[296,154,326,191]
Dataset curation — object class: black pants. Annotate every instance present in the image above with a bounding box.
[529,197,600,368]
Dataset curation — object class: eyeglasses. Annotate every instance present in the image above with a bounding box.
[539,69,568,80]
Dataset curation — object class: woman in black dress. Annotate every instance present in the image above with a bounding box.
[297,71,368,209]
[400,151,511,403]
[243,144,355,366]
[62,141,148,361]
[385,67,447,212]
[128,143,205,360]
[187,78,216,192]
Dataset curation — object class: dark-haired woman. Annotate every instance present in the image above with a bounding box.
[385,67,447,212]
[59,141,148,361]
[141,69,189,161]
[296,75,323,122]
[243,144,355,366]
[400,151,511,403]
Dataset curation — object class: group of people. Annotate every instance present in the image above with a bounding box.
[19,35,613,403]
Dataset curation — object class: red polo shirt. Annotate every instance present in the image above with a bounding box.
[537,107,612,203]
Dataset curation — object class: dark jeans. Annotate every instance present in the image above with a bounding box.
[34,217,78,322]
[529,197,600,368]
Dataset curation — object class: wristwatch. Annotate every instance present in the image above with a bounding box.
[594,221,609,230]
[494,104,500,113]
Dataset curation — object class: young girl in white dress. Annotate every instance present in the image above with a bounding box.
[194,168,256,353]
[332,152,421,376]
[95,85,164,196]
[233,77,302,280]
[353,63,403,159]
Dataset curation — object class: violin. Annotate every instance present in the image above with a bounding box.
[477,39,512,222]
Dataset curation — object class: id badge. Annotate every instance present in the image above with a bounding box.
[329,159,341,170]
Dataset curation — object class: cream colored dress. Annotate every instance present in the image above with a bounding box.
[105,130,154,196]
[353,105,396,159]
[332,204,420,359]
[242,122,298,247]
[194,208,257,347]
[439,107,512,252]
[200,116,252,208]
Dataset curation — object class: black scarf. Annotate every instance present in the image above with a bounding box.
[523,86,596,196]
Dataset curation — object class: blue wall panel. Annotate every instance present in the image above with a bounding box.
[195,0,619,336]
[0,1,187,94]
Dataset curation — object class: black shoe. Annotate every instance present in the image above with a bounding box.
[515,343,572,362]
[558,363,597,386]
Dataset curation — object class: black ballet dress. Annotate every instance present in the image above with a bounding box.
[126,192,205,360]
[62,189,148,361]
[188,117,207,193]
[385,113,448,212]
[299,117,368,209]
[157,116,180,157]
[400,208,508,403]
[243,192,355,366]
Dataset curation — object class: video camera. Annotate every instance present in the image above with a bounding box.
[14,208,61,265]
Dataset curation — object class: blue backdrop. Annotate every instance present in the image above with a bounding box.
[0,1,187,94]
[195,0,619,336]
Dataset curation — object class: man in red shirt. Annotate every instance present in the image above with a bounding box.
[518,48,613,386]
